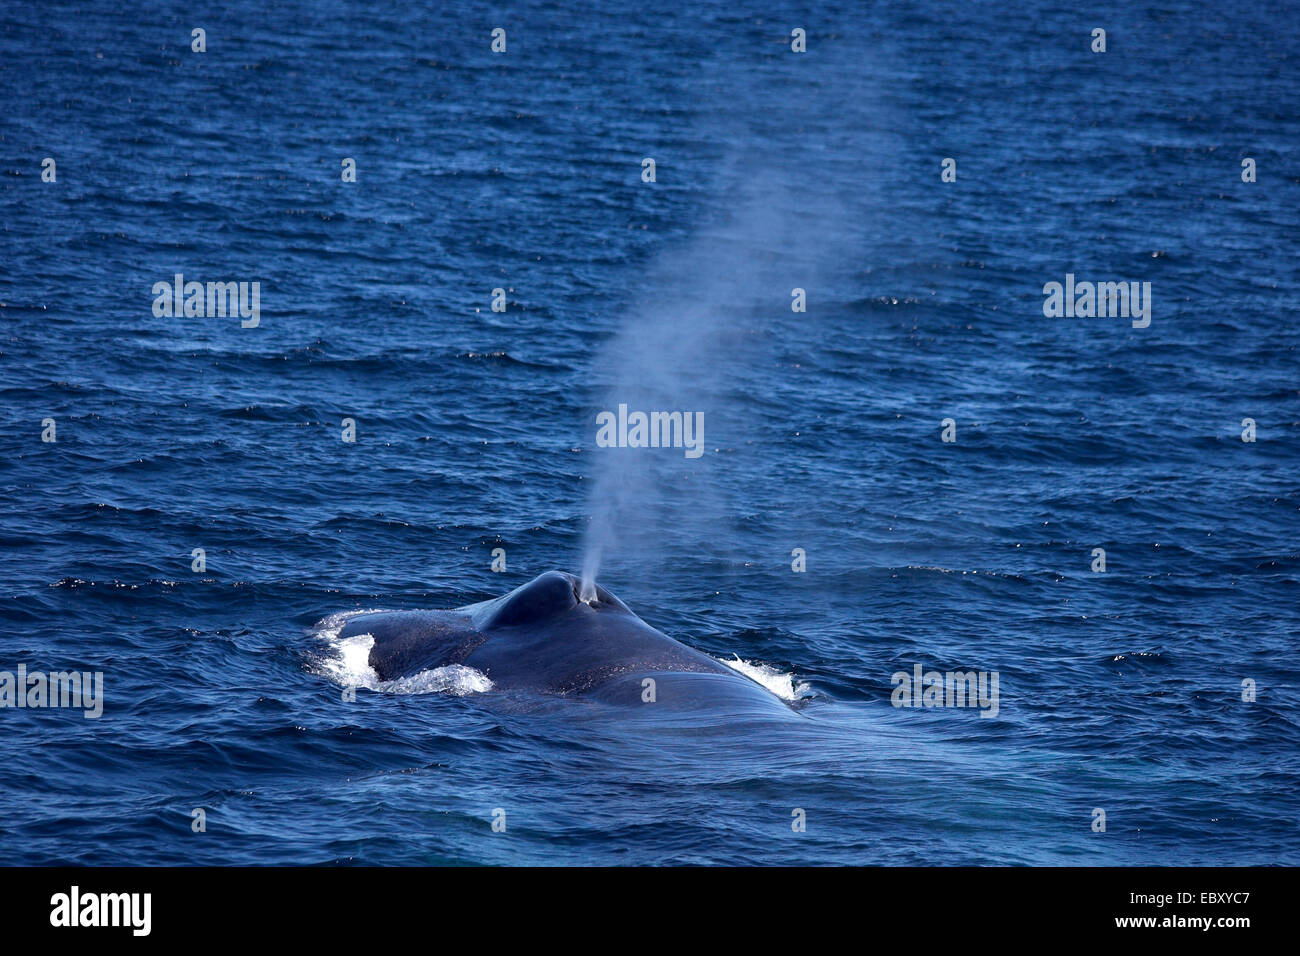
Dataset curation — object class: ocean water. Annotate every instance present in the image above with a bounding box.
[1,0,1298,865]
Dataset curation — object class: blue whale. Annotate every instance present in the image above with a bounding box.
[334,570,790,714]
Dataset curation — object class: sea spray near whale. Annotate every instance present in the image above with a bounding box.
[316,571,798,715]
[572,120,886,601]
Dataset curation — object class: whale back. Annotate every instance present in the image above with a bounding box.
[339,609,483,682]
[333,571,788,710]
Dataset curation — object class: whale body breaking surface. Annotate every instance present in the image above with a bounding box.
[316,571,796,714]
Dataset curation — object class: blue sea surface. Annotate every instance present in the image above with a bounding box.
[1,0,1298,865]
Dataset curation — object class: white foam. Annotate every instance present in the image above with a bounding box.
[312,611,493,697]
[718,654,811,701]
[377,663,494,696]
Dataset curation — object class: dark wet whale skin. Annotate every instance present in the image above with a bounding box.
[337,571,790,712]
